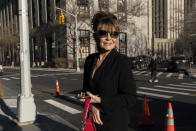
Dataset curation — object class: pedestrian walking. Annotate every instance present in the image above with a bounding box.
[149,54,158,83]
[78,11,136,131]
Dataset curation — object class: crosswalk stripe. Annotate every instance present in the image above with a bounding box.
[155,85,196,92]
[135,71,146,75]
[44,99,81,114]
[133,71,140,74]
[144,72,150,76]
[10,77,20,79]
[132,71,187,79]
[180,83,196,86]
[178,73,184,79]
[168,84,196,88]
[137,91,173,99]
[156,72,163,77]
[31,75,39,77]
[138,87,189,95]
[2,78,11,80]
[166,73,173,78]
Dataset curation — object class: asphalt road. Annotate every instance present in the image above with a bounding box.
[1,68,196,131]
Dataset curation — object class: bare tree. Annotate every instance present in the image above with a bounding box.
[54,0,147,57]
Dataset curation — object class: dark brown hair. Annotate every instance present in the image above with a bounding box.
[91,11,120,32]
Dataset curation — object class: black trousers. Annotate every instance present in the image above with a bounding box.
[95,123,102,131]
[151,70,157,81]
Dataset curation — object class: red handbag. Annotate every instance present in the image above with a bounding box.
[81,98,96,131]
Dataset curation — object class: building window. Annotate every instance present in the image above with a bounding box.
[79,29,90,58]
[99,0,109,11]
[117,0,127,23]
[46,0,51,22]
[77,0,89,14]
[119,32,127,55]
[39,0,43,25]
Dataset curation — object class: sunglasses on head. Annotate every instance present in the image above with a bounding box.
[97,30,119,38]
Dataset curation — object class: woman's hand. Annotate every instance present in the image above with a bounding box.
[77,92,86,99]
[91,105,103,125]
[86,92,101,103]
[78,92,101,104]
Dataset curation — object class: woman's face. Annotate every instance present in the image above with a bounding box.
[97,25,119,52]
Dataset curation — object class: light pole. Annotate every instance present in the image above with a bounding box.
[56,7,80,72]
[17,0,36,124]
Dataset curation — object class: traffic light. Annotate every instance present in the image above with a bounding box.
[59,14,62,24]
[80,48,83,54]
[61,13,65,24]
[59,12,65,24]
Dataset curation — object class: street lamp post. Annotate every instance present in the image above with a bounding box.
[56,7,80,72]
[17,0,36,124]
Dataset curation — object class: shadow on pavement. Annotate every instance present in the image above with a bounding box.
[0,98,77,131]
[0,98,16,119]
[0,115,22,131]
[34,114,76,131]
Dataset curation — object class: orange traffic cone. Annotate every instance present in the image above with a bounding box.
[165,102,175,131]
[140,95,153,126]
[54,80,61,96]
[30,82,33,89]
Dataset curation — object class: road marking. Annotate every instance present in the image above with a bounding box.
[137,91,173,99]
[133,71,140,74]
[138,87,189,95]
[44,99,81,114]
[168,84,196,88]
[180,83,196,86]
[144,72,150,76]
[31,75,39,77]
[156,72,163,77]
[178,73,184,79]
[2,78,11,80]
[166,73,173,78]
[46,113,79,130]
[10,77,20,80]
[155,85,196,92]
[135,71,146,75]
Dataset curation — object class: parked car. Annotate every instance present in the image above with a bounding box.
[167,56,191,72]
[136,55,151,70]
[0,64,3,75]
[130,55,151,70]
[130,57,137,69]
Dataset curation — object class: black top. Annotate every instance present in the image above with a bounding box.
[149,57,157,71]
[82,49,136,131]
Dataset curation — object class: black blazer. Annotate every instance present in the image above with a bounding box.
[82,49,136,131]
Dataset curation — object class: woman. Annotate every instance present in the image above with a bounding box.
[78,11,136,131]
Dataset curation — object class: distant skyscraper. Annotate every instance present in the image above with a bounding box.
[149,0,185,59]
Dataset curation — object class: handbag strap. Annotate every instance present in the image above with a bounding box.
[82,98,91,123]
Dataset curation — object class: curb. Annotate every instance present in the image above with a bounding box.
[3,66,84,73]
